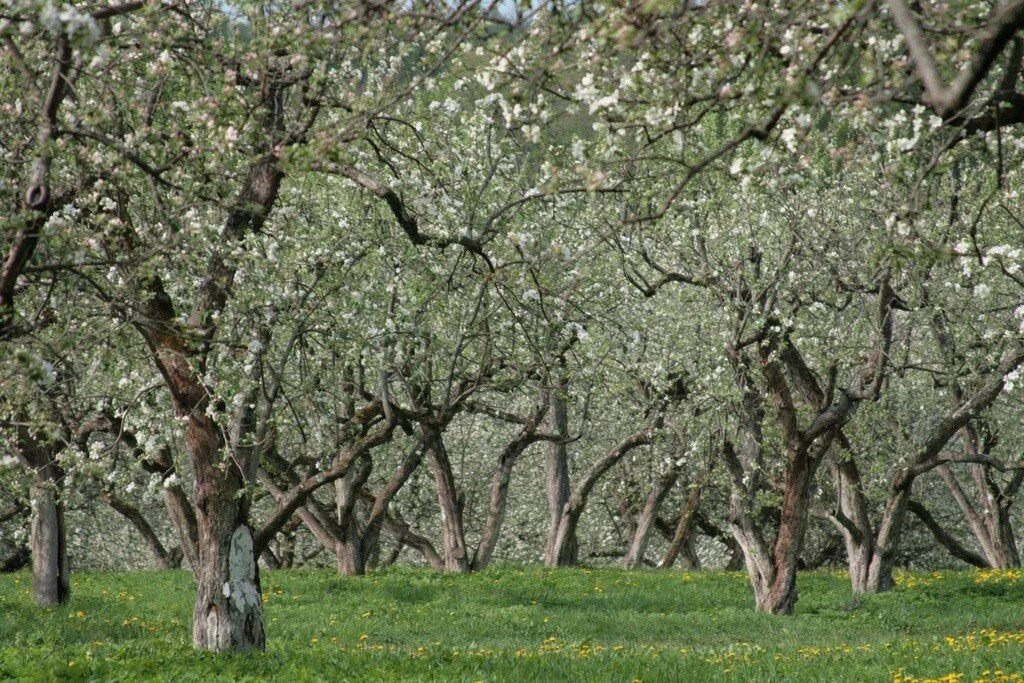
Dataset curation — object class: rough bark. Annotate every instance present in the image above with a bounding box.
[334,454,371,575]
[17,432,70,606]
[864,484,909,592]
[759,439,827,614]
[472,444,524,571]
[29,471,69,606]
[129,154,282,650]
[830,457,876,594]
[425,432,469,572]
[543,375,576,566]
[189,429,264,652]
[721,354,777,611]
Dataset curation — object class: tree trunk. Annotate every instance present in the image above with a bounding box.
[830,457,876,594]
[548,494,586,567]
[189,420,264,652]
[908,499,988,567]
[864,484,910,593]
[547,425,654,567]
[362,495,445,570]
[543,376,576,566]
[623,463,679,569]
[756,448,819,614]
[940,463,1020,568]
[473,458,516,571]
[16,432,70,605]
[129,146,285,653]
[472,433,542,571]
[425,434,469,572]
[163,484,200,574]
[659,479,704,569]
[29,468,69,606]
[360,442,426,564]
[114,431,199,574]
[334,455,370,575]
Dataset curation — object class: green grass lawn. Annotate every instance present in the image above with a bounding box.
[1,566,1022,681]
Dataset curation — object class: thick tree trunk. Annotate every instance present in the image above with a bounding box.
[425,435,469,572]
[334,455,370,575]
[17,432,70,605]
[189,419,264,652]
[335,517,364,574]
[623,464,679,569]
[29,469,69,606]
[756,448,821,614]
[127,140,286,653]
[548,495,586,567]
[543,376,576,566]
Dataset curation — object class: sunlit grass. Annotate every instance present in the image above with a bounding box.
[1,567,1022,681]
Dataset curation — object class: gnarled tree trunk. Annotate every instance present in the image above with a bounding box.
[189,418,264,652]
[863,484,909,593]
[334,454,371,575]
[829,457,876,594]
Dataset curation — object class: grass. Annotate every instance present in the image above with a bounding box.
[1,567,1022,681]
